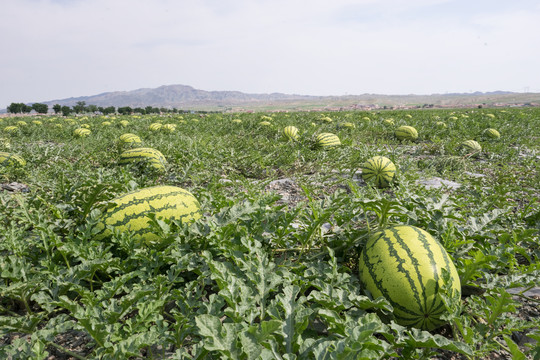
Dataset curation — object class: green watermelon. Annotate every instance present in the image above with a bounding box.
[0,152,26,167]
[483,128,500,139]
[460,140,482,153]
[283,126,299,141]
[315,133,341,148]
[395,126,418,141]
[93,185,201,244]
[119,147,167,173]
[361,156,396,188]
[359,225,461,330]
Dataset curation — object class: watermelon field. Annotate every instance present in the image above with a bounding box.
[0,108,539,359]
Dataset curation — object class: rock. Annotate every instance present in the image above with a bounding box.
[1,182,30,192]
[506,287,540,298]
[265,178,304,206]
[464,171,486,178]
[416,177,461,190]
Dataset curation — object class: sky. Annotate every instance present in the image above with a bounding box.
[2,0,540,107]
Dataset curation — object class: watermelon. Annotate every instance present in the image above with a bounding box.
[259,121,272,126]
[315,133,341,148]
[149,123,163,131]
[395,126,418,141]
[162,124,177,132]
[460,140,482,153]
[232,119,242,124]
[483,128,500,139]
[32,120,43,126]
[119,120,130,127]
[119,147,167,173]
[283,126,299,141]
[73,128,91,137]
[436,121,447,128]
[4,126,18,133]
[101,121,112,126]
[359,225,461,330]
[341,122,355,129]
[361,156,396,188]
[0,152,26,167]
[16,121,28,127]
[119,133,142,146]
[94,185,201,244]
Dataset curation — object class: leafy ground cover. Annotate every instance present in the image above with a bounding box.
[0,109,539,359]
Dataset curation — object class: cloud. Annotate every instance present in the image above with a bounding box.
[1,0,540,106]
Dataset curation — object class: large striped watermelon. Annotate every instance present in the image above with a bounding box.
[361,156,396,188]
[359,225,461,330]
[315,133,341,148]
[119,147,167,173]
[0,152,26,167]
[94,185,201,244]
[395,126,418,141]
[283,126,299,141]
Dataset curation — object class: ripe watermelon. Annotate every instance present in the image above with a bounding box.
[73,128,91,137]
[0,152,26,167]
[483,128,500,139]
[119,133,142,145]
[119,147,167,173]
[4,126,18,133]
[359,225,461,330]
[361,156,396,188]
[162,124,177,132]
[94,185,201,244]
[283,126,299,141]
[315,133,341,148]
[460,140,482,153]
[395,126,418,141]
[149,123,163,131]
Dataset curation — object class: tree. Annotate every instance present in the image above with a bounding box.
[7,103,24,113]
[86,104,98,113]
[32,103,48,114]
[133,107,146,114]
[61,106,72,117]
[102,106,116,115]
[73,101,86,114]
[53,104,62,114]
[117,106,133,115]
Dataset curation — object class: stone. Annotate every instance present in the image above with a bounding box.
[416,177,461,190]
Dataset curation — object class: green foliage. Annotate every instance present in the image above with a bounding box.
[0,108,538,359]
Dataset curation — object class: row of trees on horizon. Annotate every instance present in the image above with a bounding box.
[6,101,211,116]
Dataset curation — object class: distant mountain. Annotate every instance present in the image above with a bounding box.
[2,85,538,113]
[39,84,320,109]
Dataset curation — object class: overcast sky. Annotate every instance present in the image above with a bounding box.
[2,0,540,107]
